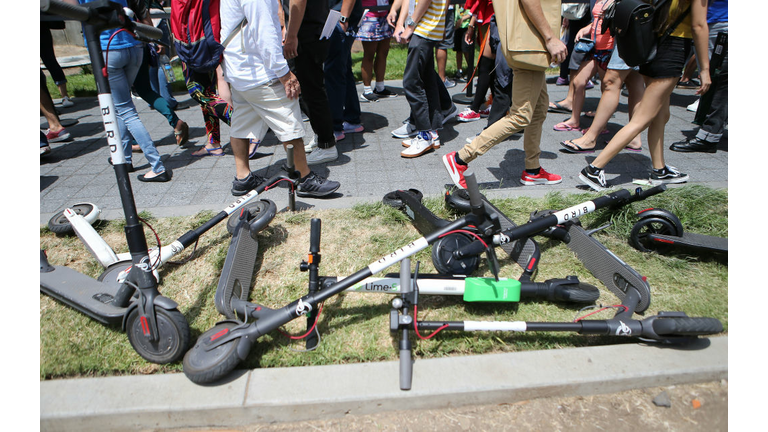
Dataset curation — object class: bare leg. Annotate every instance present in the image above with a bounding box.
[624,70,645,149]
[557,60,597,130]
[567,69,634,150]
[284,138,310,178]
[374,39,390,82]
[591,76,677,169]
[361,41,378,87]
[436,48,448,82]
[231,137,252,179]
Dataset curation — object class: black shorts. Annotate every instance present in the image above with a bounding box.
[453,27,473,53]
[639,36,692,79]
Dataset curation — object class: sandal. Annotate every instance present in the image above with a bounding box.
[548,101,572,114]
[175,121,190,147]
[560,139,595,154]
[192,146,225,157]
[248,140,261,159]
[624,145,642,152]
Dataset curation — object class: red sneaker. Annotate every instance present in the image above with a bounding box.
[478,105,491,118]
[520,167,562,186]
[442,151,468,189]
[457,108,481,122]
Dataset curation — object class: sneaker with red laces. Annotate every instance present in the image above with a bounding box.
[442,151,468,189]
[478,105,491,118]
[520,167,562,186]
[457,108,481,122]
[46,128,70,143]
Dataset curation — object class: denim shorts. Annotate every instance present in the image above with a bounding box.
[607,46,639,71]
[639,36,692,79]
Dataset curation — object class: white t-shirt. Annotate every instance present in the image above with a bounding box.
[220,0,290,91]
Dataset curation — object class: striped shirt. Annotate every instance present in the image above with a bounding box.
[413,0,449,41]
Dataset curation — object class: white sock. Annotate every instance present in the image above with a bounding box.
[375,82,385,92]
[363,86,373,94]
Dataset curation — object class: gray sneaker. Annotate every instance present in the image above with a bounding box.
[297,172,340,197]
[306,146,339,165]
[232,171,266,196]
[391,121,418,138]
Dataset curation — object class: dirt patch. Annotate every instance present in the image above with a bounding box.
[151,381,727,431]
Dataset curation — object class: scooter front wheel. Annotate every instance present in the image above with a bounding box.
[125,307,190,364]
[432,233,480,275]
[183,322,245,384]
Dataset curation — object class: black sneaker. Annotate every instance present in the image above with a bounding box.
[296,172,340,198]
[360,92,379,102]
[651,165,689,184]
[373,88,397,98]
[579,165,607,191]
[231,171,265,196]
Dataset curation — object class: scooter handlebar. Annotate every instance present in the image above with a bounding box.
[42,0,164,41]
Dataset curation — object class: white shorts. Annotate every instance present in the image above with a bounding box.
[230,81,305,142]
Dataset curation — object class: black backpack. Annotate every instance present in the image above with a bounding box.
[603,0,690,67]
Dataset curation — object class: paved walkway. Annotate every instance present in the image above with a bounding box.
[40,78,728,224]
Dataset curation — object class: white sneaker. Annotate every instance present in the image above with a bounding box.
[305,135,318,153]
[59,96,74,108]
[687,99,700,112]
[401,132,436,158]
[403,131,440,149]
[306,145,338,165]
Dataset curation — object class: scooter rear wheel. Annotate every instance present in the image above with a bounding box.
[48,203,99,235]
[226,200,274,235]
[183,322,244,384]
[125,307,190,364]
[630,217,680,252]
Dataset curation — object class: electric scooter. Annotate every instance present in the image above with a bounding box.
[39,0,297,363]
[39,0,190,364]
[446,188,656,313]
[390,256,723,390]
[630,208,728,257]
[180,173,677,384]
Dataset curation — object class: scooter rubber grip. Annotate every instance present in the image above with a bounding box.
[463,171,483,210]
[309,219,321,253]
[452,239,486,259]
[399,348,412,390]
[42,0,90,21]
[633,184,667,201]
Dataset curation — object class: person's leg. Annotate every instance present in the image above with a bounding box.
[133,45,188,145]
[40,27,70,101]
[565,68,631,151]
[555,59,597,130]
[374,38,391,87]
[40,70,69,141]
[183,65,231,154]
[324,26,347,133]
[402,35,434,132]
[486,71,512,126]
[590,76,678,169]
[294,38,336,149]
[436,48,448,83]
[361,40,377,88]
[341,32,362,127]
[108,46,166,176]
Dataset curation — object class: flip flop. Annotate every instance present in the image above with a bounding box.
[560,140,595,154]
[624,145,642,152]
[584,111,596,118]
[192,146,225,157]
[548,101,572,114]
[553,122,582,132]
[248,140,260,159]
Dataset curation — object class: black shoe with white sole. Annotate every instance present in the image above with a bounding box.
[579,165,607,191]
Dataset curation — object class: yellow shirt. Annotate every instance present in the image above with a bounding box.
[667,0,693,39]
[413,0,448,41]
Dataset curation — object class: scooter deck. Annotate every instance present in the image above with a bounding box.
[214,218,260,319]
[40,265,127,325]
[564,223,652,313]
[650,232,728,253]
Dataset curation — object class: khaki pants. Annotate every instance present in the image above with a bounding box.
[458,68,548,170]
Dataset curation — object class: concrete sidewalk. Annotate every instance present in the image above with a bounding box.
[40,336,727,431]
[40,78,728,224]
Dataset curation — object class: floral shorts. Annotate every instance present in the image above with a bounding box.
[593,49,613,71]
[356,15,393,42]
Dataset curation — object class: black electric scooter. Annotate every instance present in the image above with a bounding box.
[390,256,723,390]
[630,208,728,257]
[180,174,676,384]
[445,188,656,313]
